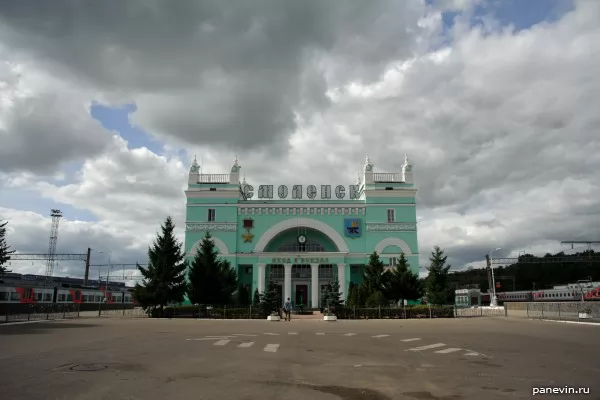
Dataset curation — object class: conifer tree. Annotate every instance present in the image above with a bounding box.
[133,216,188,315]
[236,284,250,306]
[325,276,344,308]
[0,220,15,275]
[386,253,422,305]
[252,288,261,305]
[187,231,238,305]
[260,281,281,315]
[359,251,388,300]
[346,282,356,307]
[425,245,453,305]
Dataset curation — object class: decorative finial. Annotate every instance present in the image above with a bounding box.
[364,153,373,172]
[356,172,361,185]
[233,154,239,167]
[190,155,200,173]
[242,174,247,185]
[404,153,409,165]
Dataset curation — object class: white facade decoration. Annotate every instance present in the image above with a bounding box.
[374,237,413,255]
[366,223,417,231]
[185,223,237,232]
[188,237,229,256]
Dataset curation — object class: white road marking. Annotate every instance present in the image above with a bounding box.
[213,340,230,346]
[264,332,279,336]
[288,332,298,335]
[464,351,479,356]
[233,334,257,337]
[344,333,356,336]
[406,343,446,351]
[264,344,279,353]
[435,348,462,354]
[238,342,255,348]
[372,334,389,338]
[401,338,421,342]
[205,336,234,338]
[316,332,325,335]
[185,336,233,340]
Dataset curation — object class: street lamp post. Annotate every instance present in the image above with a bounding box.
[490,247,502,306]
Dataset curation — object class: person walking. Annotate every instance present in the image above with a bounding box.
[284,298,292,321]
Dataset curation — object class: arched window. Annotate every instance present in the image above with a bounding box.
[277,240,326,252]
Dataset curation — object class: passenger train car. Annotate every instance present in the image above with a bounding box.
[496,281,600,303]
[0,272,136,306]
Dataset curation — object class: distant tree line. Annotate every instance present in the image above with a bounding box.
[449,251,600,292]
[133,217,458,316]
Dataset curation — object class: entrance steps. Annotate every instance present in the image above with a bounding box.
[290,311,323,320]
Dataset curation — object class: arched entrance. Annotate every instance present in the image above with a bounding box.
[261,227,343,308]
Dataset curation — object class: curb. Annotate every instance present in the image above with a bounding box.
[537,319,600,326]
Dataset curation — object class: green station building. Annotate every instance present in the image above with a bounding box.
[183,154,419,307]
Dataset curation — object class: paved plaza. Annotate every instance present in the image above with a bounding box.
[1,316,599,399]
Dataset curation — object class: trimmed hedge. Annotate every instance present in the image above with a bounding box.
[334,305,455,319]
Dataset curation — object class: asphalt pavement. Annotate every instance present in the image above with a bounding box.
[1,316,598,399]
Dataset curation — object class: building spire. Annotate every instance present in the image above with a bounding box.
[363,153,374,172]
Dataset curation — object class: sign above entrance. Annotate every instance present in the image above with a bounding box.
[271,257,330,264]
[242,184,361,200]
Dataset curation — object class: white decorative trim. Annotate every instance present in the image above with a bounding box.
[186,223,237,232]
[366,223,417,231]
[363,189,417,198]
[185,191,240,199]
[186,203,415,207]
[254,218,350,253]
[374,238,412,255]
[188,237,229,256]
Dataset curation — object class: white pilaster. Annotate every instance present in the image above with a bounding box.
[257,264,266,293]
[284,264,292,304]
[337,264,347,302]
[311,264,319,308]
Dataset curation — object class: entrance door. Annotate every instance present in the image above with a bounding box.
[295,285,308,307]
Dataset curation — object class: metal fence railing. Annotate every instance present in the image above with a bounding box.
[99,307,148,317]
[454,306,506,318]
[142,304,457,319]
[0,303,80,323]
[507,302,600,323]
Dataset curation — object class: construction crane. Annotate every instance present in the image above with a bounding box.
[44,209,62,284]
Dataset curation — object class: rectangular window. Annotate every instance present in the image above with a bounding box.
[388,257,397,266]
[44,293,52,301]
[0,292,8,301]
[387,209,395,222]
[208,208,216,222]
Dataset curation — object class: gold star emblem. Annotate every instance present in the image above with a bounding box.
[242,230,254,242]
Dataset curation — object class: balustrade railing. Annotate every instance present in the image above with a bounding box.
[198,174,230,183]
[372,173,403,183]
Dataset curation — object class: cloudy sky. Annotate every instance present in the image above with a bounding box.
[1,0,598,283]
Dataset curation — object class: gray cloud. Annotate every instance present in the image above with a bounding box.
[0,0,431,153]
[1,1,599,277]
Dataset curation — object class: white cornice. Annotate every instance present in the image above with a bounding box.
[185,191,241,199]
[194,252,420,259]
[363,189,417,198]
[186,202,416,207]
